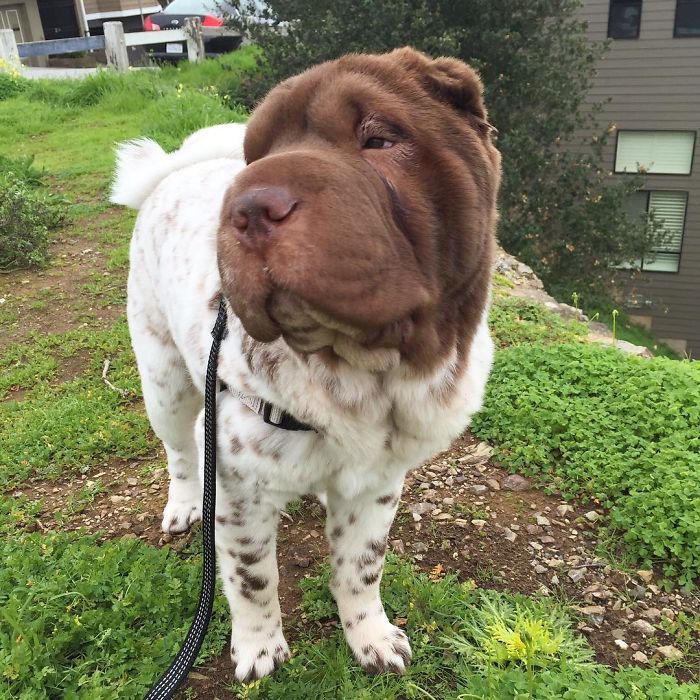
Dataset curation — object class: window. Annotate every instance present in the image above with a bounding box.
[608,0,642,39]
[622,191,688,272]
[675,0,700,37]
[615,131,696,175]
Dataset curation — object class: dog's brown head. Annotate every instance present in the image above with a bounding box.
[218,47,500,370]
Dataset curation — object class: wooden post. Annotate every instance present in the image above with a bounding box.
[0,29,21,70]
[104,21,129,72]
[185,16,204,63]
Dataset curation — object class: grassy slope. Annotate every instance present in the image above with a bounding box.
[0,59,697,698]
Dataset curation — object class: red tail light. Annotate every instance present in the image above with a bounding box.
[143,16,160,30]
[202,14,224,27]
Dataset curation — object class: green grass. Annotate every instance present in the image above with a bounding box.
[472,343,700,587]
[0,317,155,487]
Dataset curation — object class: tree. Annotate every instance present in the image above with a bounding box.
[228,0,655,298]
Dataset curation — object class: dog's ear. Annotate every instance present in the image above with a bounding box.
[390,48,494,133]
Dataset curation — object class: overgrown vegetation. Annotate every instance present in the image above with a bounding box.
[0,156,66,271]
[473,343,700,587]
[229,0,657,296]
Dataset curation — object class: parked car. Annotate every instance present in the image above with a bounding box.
[143,0,242,60]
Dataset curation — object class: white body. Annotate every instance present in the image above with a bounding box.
[113,123,494,681]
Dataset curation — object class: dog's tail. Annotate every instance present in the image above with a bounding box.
[110,122,247,210]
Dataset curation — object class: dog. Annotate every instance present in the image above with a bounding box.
[111,47,500,682]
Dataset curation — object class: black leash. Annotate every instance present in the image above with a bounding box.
[145,298,228,700]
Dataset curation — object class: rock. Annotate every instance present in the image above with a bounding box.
[577,605,605,616]
[126,477,138,486]
[544,558,565,569]
[661,608,675,621]
[471,519,487,529]
[630,619,656,636]
[409,502,434,516]
[539,535,556,544]
[568,568,586,583]
[525,524,542,535]
[584,511,600,522]
[632,651,649,664]
[411,512,422,522]
[502,474,530,491]
[534,565,548,574]
[294,557,311,568]
[469,485,488,496]
[390,539,405,555]
[656,645,683,661]
[502,528,517,542]
[611,628,626,639]
[529,541,544,551]
[442,497,455,506]
[109,495,127,505]
[636,569,653,583]
[485,478,501,491]
[614,639,629,650]
[414,542,429,553]
[551,574,559,585]
[535,515,551,527]
[435,513,453,520]
[641,607,661,623]
[556,504,573,517]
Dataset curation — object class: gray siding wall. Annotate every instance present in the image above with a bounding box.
[577,0,700,357]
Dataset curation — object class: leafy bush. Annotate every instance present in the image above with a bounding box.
[0,58,27,100]
[228,0,654,294]
[489,296,587,349]
[472,343,700,586]
[0,165,66,271]
[0,531,229,699]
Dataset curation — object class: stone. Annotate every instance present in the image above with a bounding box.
[469,485,488,496]
[551,574,559,585]
[409,502,434,516]
[539,535,556,544]
[632,651,649,664]
[660,608,675,621]
[390,539,405,555]
[568,568,586,583]
[534,565,548,574]
[502,528,517,542]
[584,511,600,522]
[630,619,656,636]
[525,524,542,535]
[502,474,530,491]
[636,569,653,583]
[109,495,127,505]
[471,519,487,529]
[535,515,551,527]
[577,605,605,616]
[485,478,501,491]
[556,504,573,517]
[614,639,629,650]
[294,557,311,568]
[611,628,626,639]
[640,607,661,623]
[529,541,543,551]
[656,645,683,661]
[126,477,138,486]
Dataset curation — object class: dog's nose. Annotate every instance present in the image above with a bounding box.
[231,187,297,242]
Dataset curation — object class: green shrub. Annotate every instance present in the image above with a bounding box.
[472,343,700,586]
[0,531,230,699]
[0,169,66,271]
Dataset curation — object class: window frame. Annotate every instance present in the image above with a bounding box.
[636,190,689,274]
[613,129,697,176]
[608,0,643,39]
[674,0,700,38]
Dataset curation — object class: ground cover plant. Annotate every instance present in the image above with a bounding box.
[472,344,700,587]
[1,55,697,698]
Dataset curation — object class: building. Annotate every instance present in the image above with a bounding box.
[4,1,162,46]
[578,0,700,357]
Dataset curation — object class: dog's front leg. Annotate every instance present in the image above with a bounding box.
[325,477,412,675]
[215,490,290,682]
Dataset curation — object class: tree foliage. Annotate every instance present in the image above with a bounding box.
[228,0,658,296]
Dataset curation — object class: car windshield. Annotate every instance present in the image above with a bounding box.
[163,0,236,15]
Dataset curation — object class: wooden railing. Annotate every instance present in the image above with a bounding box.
[0,19,240,72]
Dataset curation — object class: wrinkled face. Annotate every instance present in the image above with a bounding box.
[218,48,500,370]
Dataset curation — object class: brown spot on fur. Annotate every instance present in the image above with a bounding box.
[230,437,243,454]
[376,494,395,505]
[239,549,264,566]
[362,570,380,586]
[237,566,269,591]
[330,526,343,540]
[348,513,356,525]
[368,539,386,555]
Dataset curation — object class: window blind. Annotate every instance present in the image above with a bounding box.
[615,131,695,175]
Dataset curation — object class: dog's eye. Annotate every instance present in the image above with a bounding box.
[363,137,394,150]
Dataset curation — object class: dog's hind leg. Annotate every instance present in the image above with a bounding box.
[128,301,203,534]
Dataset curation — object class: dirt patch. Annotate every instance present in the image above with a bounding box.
[0,209,128,353]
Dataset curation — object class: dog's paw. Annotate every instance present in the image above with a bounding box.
[231,632,290,683]
[346,620,412,675]
[161,498,201,534]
